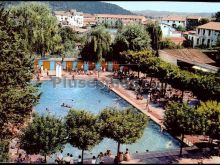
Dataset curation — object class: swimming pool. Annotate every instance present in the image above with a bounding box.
[35,79,180,162]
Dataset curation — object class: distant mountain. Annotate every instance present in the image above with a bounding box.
[1,1,133,15]
[133,10,213,18]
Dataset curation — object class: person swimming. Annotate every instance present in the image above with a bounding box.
[166,141,172,148]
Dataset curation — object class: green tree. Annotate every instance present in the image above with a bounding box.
[198,18,210,25]
[98,107,148,154]
[8,2,62,56]
[164,102,196,156]
[112,23,151,61]
[145,23,162,54]
[0,140,9,162]
[60,26,84,57]
[0,5,39,141]
[176,25,186,32]
[81,26,111,62]
[196,101,220,142]
[19,114,67,163]
[65,109,103,164]
[214,11,220,22]
[119,49,220,101]
[115,19,123,30]
[159,38,181,49]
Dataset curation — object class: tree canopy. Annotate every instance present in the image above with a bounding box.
[214,11,220,22]
[0,4,39,140]
[81,26,111,62]
[176,25,186,32]
[19,114,67,162]
[98,107,148,154]
[163,102,196,156]
[65,109,103,163]
[112,23,151,61]
[8,2,62,56]
[120,50,220,101]
[145,23,162,52]
[196,101,220,140]
[198,18,210,25]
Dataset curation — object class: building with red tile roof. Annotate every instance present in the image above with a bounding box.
[95,14,146,27]
[187,22,220,48]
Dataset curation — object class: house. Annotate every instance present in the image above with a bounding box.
[53,9,84,27]
[159,49,218,73]
[161,15,186,28]
[188,22,220,48]
[160,23,182,38]
[95,14,146,27]
[83,13,96,27]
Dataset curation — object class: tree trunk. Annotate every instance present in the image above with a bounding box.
[138,70,140,78]
[179,134,184,157]
[161,82,164,96]
[164,83,168,96]
[117,142,121,155]
[181,90,184,103]
[44,154,47,163]
[81,150,84,164]
[149,77,153,87]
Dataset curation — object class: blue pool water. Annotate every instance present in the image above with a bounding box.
[35,79,180,161]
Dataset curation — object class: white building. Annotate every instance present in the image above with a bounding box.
[95,14,146,27]
[188,22,220,48]
[160,23,182,38]
[54,10,84,27]
[161,16,186,28]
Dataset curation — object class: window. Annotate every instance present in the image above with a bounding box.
[179,21,180,23]
[167,20,169,23]
[203,29,205,35]
[197,38,199,44]
[208,30,211,36]
[207,39,210,46]
[198,29,200,34]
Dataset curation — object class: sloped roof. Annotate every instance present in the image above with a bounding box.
[162,15,186,21]
[197,22,220,31]
[95,14,146,20]
[159,49,215,64]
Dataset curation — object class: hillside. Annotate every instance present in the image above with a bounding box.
[1,1,133,15]
[133,10,212,18]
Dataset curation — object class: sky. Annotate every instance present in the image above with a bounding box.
[106,1,220,13]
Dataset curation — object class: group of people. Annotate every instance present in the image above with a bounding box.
[61,103,72,108]
[55,150,76,164]
[16,153,32,163]
[54,148,132,164]
[114,148,131,164]
[35,64,49,81]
